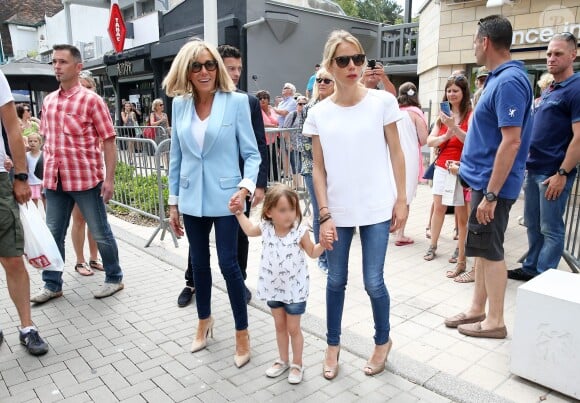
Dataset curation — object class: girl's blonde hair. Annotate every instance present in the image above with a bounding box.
[261,183,302,225]
[308,67,334,106]
[27,132,42,144]
[162,38,235,98]
[321,30,365,71]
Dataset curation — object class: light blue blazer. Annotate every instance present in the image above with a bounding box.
[168,91,261,217]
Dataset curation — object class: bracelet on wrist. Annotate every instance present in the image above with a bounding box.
[319,206,328,212]
[319,213,332,224]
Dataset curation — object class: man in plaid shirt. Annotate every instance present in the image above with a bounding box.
[31,44,124,303]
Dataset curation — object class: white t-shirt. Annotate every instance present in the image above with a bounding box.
[192,110,209,150]
[302,89,402,227]
[0,71,14,174]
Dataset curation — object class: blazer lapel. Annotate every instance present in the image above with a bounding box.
[179,97,202,157]
[202,91,227,156]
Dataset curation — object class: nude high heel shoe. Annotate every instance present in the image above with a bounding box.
[191,316,214,353]
[363,338,393,376]
[234,329,251,368]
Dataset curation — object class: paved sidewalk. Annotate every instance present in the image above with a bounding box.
[0,184,576,402]
[1,212,448,402]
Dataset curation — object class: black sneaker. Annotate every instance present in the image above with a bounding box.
[245,286,252,304]
[19,329,49,356]
[507,268,536,281]
[177,287,195,307]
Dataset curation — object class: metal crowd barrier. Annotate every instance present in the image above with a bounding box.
[265,127,312,216]
[563,167,579,273]
[110,125,313,247]
[111,125,178,247]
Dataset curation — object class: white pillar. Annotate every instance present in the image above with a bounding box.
[203,0,218,45]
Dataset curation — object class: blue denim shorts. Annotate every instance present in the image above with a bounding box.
[267,300,306,315]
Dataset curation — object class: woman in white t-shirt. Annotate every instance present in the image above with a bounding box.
[302,30,408,379]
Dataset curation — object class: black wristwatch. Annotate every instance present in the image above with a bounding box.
[14,173,29,182]
[484,191,498,202]
[557,168,569,177]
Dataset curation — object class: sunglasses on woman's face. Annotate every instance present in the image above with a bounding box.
[333,54,366,68]
[190,60,218,73]
[297,102,307,106]
[316,78,333,84]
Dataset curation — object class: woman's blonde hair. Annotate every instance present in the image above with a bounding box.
[537,72,554,91]
[261,183,302,225]
[79,75,97,91]
[152,98,164,111]
[321,30,365,71]
[308,67,334,106]
[162,38,235,97]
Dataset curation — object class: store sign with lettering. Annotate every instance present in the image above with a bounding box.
[108,4,126,53]
[117,61,133,76]
[512,23,579,46]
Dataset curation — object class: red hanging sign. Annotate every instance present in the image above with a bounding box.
[107,4,126,54]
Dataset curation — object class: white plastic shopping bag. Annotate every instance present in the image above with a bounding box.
[18,201,64,271]
[442,172,464,206]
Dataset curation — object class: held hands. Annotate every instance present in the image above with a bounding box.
[228,189,249,215]
[169,205,184,238]
[319,220,337,250]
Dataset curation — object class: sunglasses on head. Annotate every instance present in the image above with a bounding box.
[190,60,218,73]
[333,54,366,68]
[316,77,333,84]
[24,108,30,111]
[448,74,467,82]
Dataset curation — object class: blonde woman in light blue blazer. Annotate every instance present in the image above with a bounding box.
[163,38,260,369]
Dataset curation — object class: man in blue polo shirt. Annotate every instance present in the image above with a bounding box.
[444,15,533,339]
[508,32,580,281]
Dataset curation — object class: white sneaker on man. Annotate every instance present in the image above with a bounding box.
[93,282,124,299]
[30,288,63,304]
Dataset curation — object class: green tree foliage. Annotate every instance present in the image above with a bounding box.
[336,0,403,24]
[335,0,359,16]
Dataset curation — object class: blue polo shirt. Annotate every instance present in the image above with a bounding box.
[460,60,533,200]
[527,73,580,175]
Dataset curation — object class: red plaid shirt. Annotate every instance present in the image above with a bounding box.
[41,84,115,191]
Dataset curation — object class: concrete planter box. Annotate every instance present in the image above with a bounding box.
[511,269,580,399]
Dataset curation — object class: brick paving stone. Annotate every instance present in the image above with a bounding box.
[113,379,157,401]
[196,388,228,403]
[60,392,92,402]
[86,385,118,402]
[3,367,27,387]
[7,375,52,396]
[49,369,78,390]
[64,357,92,376]
[31,382,62,403]
[99,371,131,392]
[37,350,80,368]
[151,373,184,395]
[111,358,141,378]
[59,378,104,399]
[125,366,166,386]
[140,388,174,403]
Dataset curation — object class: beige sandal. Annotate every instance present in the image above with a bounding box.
[446,261,466,278]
